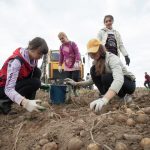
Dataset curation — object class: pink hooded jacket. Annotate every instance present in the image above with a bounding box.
[59,41,81,71]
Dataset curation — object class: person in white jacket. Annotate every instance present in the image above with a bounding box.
[97,15,130,66]
[66,39,136,113]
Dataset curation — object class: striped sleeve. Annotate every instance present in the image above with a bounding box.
[4,59,24,105]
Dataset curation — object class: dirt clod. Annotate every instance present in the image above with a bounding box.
[0,140,2,147]
[123,134,142,141]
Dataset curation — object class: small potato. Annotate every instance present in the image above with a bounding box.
[126,118,136,126]
[126,108,134,115]
[67,137,83,150]
[141,107,150,114]
[140,138,150,149]
[42,142,58,150]
[80,130,86,137]
[117,114,128,123]
[115,142,128,150]
[41,102,50,108]
[136,110,145,115]
[136,114,149,124]
[87,143,102,150]
[39,139,49,146]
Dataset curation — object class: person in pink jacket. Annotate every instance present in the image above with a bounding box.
[58,32,81,96]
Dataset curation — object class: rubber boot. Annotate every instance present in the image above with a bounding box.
[0,99,12,115]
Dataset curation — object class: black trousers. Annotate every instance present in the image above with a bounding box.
[0,67,41,114]
[64,70,80,82]
[144,81,150,88]
[90,66,136,98]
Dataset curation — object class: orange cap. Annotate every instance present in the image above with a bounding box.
[87,39,102,53]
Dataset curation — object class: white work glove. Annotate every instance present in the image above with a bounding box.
[74,61,80,69]
[58,66,62,73]
[64,78,77,86]
[90,97,109,113]
[21,98,45,112]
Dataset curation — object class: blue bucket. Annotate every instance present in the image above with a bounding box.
[49,85,68,104]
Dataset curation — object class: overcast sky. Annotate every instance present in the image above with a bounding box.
[0,0,150,87]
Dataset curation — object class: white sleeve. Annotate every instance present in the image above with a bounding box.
[117,31,128,57]
[108,55,124,93]
[97,30,103,41]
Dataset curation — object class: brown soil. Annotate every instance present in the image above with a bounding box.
[0,88,149,150]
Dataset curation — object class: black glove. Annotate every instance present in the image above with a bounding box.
[125,56,130,66]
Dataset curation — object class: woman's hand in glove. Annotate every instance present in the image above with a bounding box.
[58,66,62,73]
[21,98,46,112]
[64,78,77,86]
[74,61,80,69]
[90,97,109,113]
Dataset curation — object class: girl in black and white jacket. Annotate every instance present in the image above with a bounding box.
[97,15,130,66]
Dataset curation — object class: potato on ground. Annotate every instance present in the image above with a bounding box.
[42,142,58,150]
[140,138,150,150]
[125,108,134,115]
[116,114,128,123]
[115,142,128,150]
[67,137,83,150]
[141,107,150,114]
[126,118,136,126]
[136,114,149,124]
[87,143,102,150]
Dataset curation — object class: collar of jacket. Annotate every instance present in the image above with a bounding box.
[102,27,116,32]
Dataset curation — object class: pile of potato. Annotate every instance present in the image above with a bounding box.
[114,106,150,150]
[34,106,150,150]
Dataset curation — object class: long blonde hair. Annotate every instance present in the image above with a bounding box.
[94,45,106,76]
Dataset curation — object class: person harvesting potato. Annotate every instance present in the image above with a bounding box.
[0,37,48,114]
[58,32,81,96]
[66,39,136,113]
